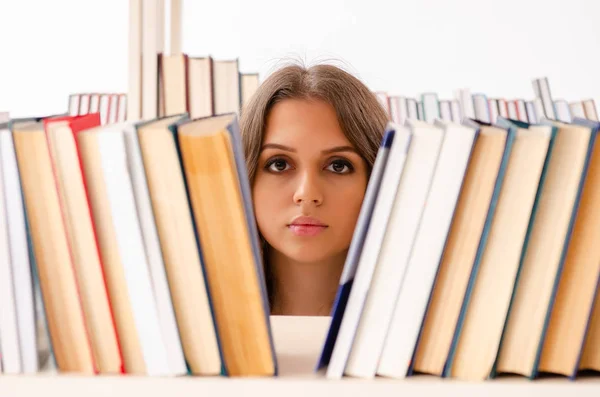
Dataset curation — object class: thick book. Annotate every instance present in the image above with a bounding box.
[175,113,276,376]
[447,119,554,380]
[136,114,222,375]
[413,121,508,376]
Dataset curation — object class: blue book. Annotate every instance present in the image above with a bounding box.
[315,126,395,371]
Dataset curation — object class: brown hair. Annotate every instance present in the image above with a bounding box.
[240,62,389,307]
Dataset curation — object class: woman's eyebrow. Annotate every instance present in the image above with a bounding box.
[261,143,296,152]
[321,146,359,155]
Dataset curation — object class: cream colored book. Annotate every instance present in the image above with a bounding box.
[78,127,146,374]
[0,126,37,373]
[497,121,593,378]
[413,124,508,376]
[373,120,476,380]
[13,121,95,374]
[337,124,412,379]
[95,127,170,376]
[122,122,187,375]
[137,115,221,375]
[449,122,552,381]
[333,120,444,379]
[45,119,122,374]
[539,119,600,377]
[0,125,20,374]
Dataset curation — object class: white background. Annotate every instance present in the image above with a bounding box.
[1,0,599,117]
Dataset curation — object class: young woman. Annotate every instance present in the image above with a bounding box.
[240,63,388,316]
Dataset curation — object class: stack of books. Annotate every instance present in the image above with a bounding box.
[0,113,275,377]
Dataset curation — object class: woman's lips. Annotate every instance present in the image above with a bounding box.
[288,216,328,236]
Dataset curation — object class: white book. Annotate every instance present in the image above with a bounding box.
[390,97,408,125]
[516,100,528,122]
[97,130,170,376]
[121,122,187,375]
[0,128,36,373]
[0,130,21,374]
[570,102,586,119]
[377,120,477,379]
[450,100,462,123]
[326,124,412,379]
[473,94,490,123]
[526,101,539,124]
[489,99,499,124]
[554,99,572,122]
[583,99,598,121]
[439,101,452,121]
[344,121,444,379]
[507,101,518,120]
[421,93,440,123]
[454,88,475,119]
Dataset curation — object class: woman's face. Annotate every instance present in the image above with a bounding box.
[253,98,368,264]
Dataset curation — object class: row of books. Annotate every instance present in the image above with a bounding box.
[317,115,600,381]
[0,112,276,376]
[67,93,127,125]
[158,54,260,119]
[376,86,598,127]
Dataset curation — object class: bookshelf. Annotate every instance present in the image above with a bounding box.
[1,316,598,396]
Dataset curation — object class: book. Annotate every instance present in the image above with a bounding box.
[175,113,276,376]
[413,121,509,376]
[12,120,95,373]
[538,118,600,378]
[377,120,476,379]
[136,114,222,375]
[340,123,413,378]
[448,119,553,380]
[316,127,395,372]
[44,114,123,374]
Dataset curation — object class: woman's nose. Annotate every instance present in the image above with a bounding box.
[293,171,324,206]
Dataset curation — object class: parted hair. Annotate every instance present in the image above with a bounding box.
[239,62,389,309]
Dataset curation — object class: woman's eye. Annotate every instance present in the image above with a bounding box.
[267,158,291,172]
[326,159,353,174]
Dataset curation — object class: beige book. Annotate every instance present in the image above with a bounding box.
[539,127,600,376]
[413,125,508,375]
[177,114,274,376]
[77,128,145,374]
[241,73,259,110]
[137,115,221,375]
[159,54,187,117]
[13,122,94,373]
[497,122,592,377]
[450,125,552,381]
[45,121,122,373]
[188,57,214,118]
[213,59,240,115]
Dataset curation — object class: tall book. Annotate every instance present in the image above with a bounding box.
[496,119,595,378]
[44,114,123,374]
[12,120,95,373]
[78,124,171,375]
[376,120,476,379]
[339,124,413,379]
[315,128,394,371]
[448,119,554,380]
[0,123,37,373]
[136,114,221,375]
[175,113,276,376]
[538,118,600,378]
[413,121,509,376]
[122,122,187,375]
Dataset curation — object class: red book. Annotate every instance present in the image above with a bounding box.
[43,114,125,374]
